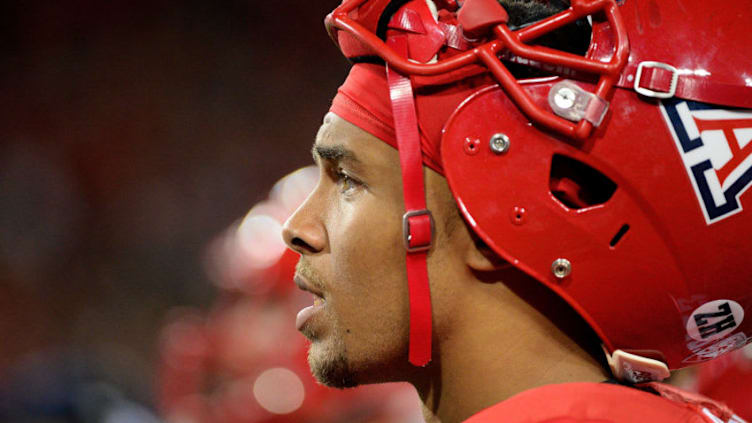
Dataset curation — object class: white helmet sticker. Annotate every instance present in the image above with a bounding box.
[686,299,744,342]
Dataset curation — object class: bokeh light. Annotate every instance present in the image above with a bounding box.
[252,368,305,415]
[236,214,286,270]
[270,166,319,215]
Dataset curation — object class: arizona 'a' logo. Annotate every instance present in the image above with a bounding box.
[660,99,752,224]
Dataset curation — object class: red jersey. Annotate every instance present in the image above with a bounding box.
[464,382,747,423]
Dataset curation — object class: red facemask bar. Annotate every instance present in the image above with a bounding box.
[326,0,629,140]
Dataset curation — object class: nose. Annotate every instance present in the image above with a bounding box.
[282,195,326,255]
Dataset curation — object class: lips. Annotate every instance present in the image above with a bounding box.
[294,274,325,298]
[294,274,326,331]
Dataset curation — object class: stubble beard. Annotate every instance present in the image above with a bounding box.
[303,325,358,389]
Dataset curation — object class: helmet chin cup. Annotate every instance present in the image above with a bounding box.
[605,347,670,384]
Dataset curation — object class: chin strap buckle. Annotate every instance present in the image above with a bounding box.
[403,209,435,253]
[634,61,679,99]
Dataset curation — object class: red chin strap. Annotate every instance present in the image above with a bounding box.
[329,0,463,367]
[386,33,434,367]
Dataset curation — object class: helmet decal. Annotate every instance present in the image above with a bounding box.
[660,99,752,225]
[685,299,745,343]
[683,333,750,365]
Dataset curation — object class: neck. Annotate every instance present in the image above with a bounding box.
[410,271,607,423]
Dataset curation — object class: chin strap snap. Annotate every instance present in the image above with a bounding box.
[605,347,670,384]
[386,32,434,367]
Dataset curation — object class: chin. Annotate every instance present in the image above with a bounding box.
[308,345,359,389]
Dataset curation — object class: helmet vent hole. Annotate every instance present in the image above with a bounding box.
[549,154,617,210]
[609,224,630,248]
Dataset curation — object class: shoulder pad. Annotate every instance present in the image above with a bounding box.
[464,383,746,423]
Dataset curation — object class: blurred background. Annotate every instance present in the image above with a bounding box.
[0,1,422,422]
[0,1,749,422]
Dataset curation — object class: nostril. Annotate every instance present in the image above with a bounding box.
[291,236,316,253]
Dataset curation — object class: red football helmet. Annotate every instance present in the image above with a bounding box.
[325,0,752,381]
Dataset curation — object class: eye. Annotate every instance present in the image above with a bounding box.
[335,168,360,194]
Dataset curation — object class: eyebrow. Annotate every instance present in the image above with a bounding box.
[311,144,360,165]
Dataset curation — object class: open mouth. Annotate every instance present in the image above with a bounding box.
[294,274,327,331]
[297,294,325,331]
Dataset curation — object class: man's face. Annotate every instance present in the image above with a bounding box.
[282,113,463,387]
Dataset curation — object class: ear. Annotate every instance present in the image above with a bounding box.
[465,230,509,272]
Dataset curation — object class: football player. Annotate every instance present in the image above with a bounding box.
[283,0,752,421]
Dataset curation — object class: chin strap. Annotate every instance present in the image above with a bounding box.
[386,33,434,367]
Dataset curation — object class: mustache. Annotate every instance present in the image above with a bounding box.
[295,260,327,293]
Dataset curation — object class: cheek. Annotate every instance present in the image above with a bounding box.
[327,198,409,325]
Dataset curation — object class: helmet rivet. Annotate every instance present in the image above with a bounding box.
[551,258,572,279]
[509,206,526,225]
[489,133,510,154]
[554,86,577,110]
[464,137,481,155]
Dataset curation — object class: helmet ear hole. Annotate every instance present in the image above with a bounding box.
[549,154,616,210]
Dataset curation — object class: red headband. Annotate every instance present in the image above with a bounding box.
[330,62,494,175]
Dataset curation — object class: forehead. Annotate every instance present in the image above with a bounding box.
[316,112,376,146]
[313,113,400,170]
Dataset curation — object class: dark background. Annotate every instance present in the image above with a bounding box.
[0,0,346,414]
